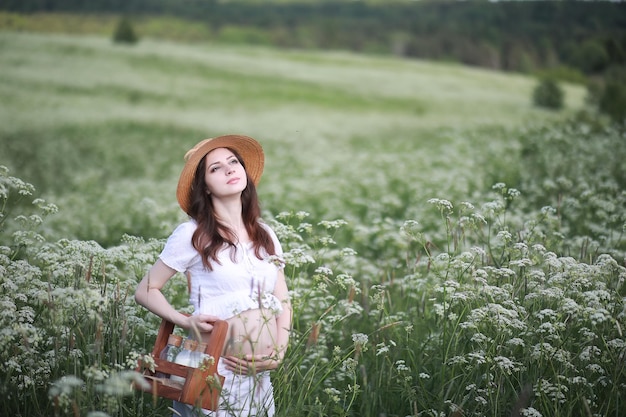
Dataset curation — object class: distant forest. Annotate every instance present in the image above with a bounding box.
[2,0,626,77]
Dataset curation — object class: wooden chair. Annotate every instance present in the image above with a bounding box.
[136,316,229,411]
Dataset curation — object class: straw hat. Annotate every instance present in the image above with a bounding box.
[176,134,265,215]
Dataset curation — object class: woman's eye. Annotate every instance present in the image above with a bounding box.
[210,166,220,173]
[229,159,239,165]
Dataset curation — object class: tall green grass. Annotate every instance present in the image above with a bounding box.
[1,31,624,417]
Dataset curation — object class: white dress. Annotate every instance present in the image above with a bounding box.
[159,220,284,417]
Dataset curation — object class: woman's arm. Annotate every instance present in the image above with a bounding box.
[134,259,217,333]
[272,269,292,360]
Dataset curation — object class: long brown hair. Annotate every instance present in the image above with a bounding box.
[187,147,276,270]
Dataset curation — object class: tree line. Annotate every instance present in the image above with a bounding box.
[3,0,626,76]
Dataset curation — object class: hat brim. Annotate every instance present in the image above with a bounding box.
[176,134,265,215]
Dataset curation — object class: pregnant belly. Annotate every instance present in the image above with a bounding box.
[204,308,278,357]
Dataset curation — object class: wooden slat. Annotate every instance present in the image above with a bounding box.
[179,320,229,409]
[151,319,175,358]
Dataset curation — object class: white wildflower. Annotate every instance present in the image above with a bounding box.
[521,407,543,417]
[459,201,475,211]
[497,230,513,242]
[534,309,557,321]
[510,258,533,268]
[376,343,389,356]
[507,338,525,347]
[427,198,454,212]
[560,298,580,315]
[48,375,84,398]
[297,222,312,234]
[531,343,556,360]
[352,333,368,347]
[470,332,492,344]
[295,211,309,220]
[316,236,336,246]
[324,387,341,403]
[447,355,468,366]
[335,273,356,290]
[569,376,588,385]
[314,266,333,276]
[341,357,357,373]
[318,219,348,230]
[400,220,423,242]
[507,188,521,199]
[467,351,486,365]
[493,356,519,374]
[96,370,140,396]
[531,244,547,253]
[83,365,109,382]
[513,242,528,252]
[607,338,626,349]
[578,327,597,341]
[395,360,409,372]
[474,396,488,406]
[470,246,486,257]
[282,248,315,267]
[472,212,487,224]
[586,364,605,374]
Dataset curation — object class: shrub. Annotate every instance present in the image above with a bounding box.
[532,78,564,110]
[599,81,626,123]
[598,67,626,123]
[113,17,138,44]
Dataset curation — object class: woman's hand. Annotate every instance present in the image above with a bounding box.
[222,352,282,375]
[185,314,220,334]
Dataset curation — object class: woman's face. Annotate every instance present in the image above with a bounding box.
[203,147,248,198]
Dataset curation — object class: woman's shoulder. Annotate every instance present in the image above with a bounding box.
[160,219,199,271]
[175,219,198,231]
[167,219,198,241]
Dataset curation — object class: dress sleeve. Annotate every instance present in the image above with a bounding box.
[159,221,198,273]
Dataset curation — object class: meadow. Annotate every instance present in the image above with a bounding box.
[1,30,624,417]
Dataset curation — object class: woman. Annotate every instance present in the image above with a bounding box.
[135,134,291,417]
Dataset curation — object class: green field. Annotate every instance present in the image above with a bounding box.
[0,31,585,245]
[1,30,624,417]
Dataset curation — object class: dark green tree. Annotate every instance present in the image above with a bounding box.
[533,78,564,110]
[575,40,610,74]
[598,68,626,122]
[113,17,138,44]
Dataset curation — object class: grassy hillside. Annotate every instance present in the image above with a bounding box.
[0,31,585,246]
